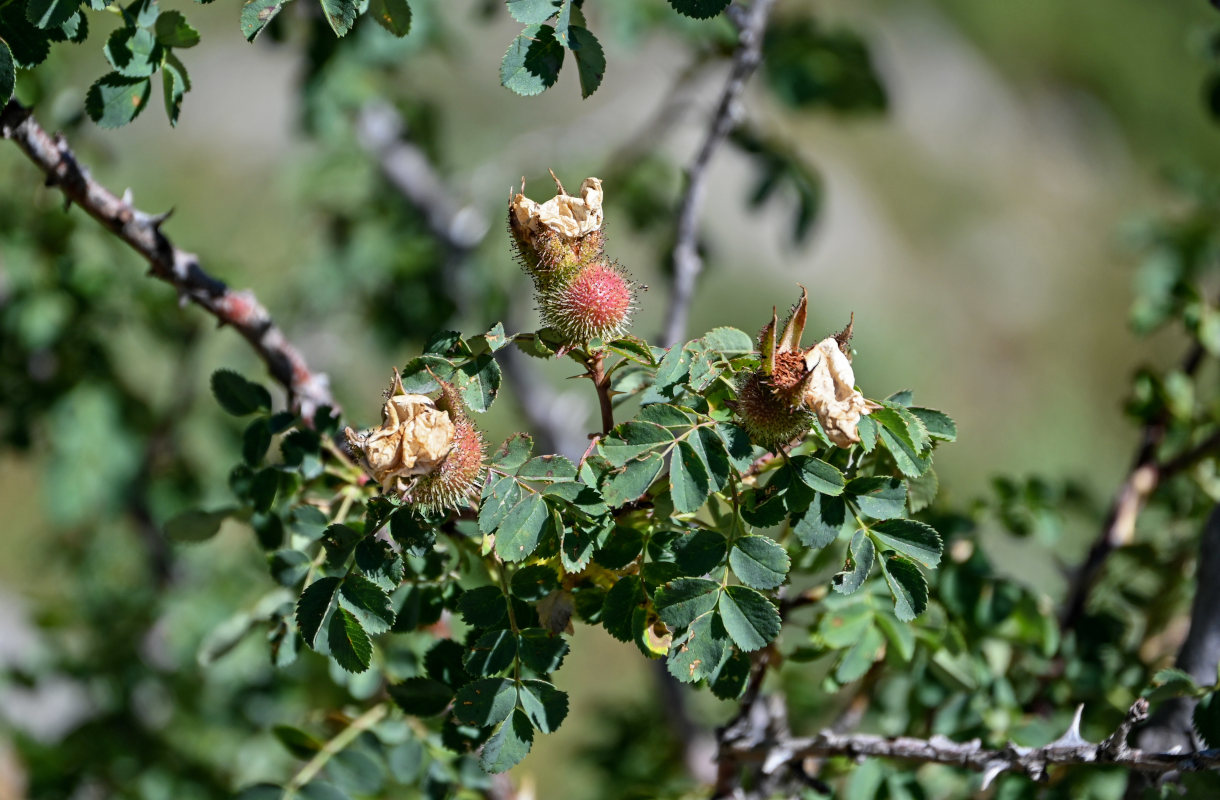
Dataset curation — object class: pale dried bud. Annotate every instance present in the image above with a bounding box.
[802,338,880,448]
[345,371,455,494]
[509,176,604,248]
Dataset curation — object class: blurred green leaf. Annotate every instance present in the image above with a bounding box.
[369,0,411,37]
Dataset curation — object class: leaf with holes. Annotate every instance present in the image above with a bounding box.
[655,578,720,630]
[667,611,729,684]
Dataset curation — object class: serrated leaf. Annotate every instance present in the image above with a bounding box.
[506,0,561,24]
[389,677,453,716]
[517,454,577,481]
[601,575,644,641]
[320,0,357,36]
[790,455,846,496]
[601,452,665,506]
[832,530,874,595]
[846,476,906,520]
[104,27,162,78]
[454,354,501,412]
[910,407,956,441]
[716,422,756,472]
[1194,692,1220,748]
[729,535,790,590]
[465,629,517,676]
[154,10,199,46]
[480,709,534,773]
[511,565,558,601]
[878,425,930,478]
[250,467,279,513]
[608,336,655,365]
[879,554,928,622]
[794,493,851,549]
[369,0,411,36]
[602,421,672,466]
[0,42,13,102]
[240,0,284,41]
[518,680,568,733]
[211,370,272,416]
[85,72,151,128]
[666,0,730,19]
[327,607,372,672]
[672,530,727,576]
[653,344,692,393]
[339,575,396,635]
[458,585,507,628]
[161,52,189,127]
[479,476,521,535]
[1,4,51,69]
[655,577,720,630]
[453,677,516,727]
[518,629,568,673]
[567,25,604,98]
[690,426,732,492]
[26,0,77,30]
[494,492,549,562]
[670,440,711,514]
[501,23,563,96]
[869,519,941,568]
[491,433,533,471]
[709,648,751,699]
[297,577,341,648]
[701,326,755,357]
[667,611,728,683]
[718,585,780,652]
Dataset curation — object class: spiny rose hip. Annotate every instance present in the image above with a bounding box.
[734,287,879,449]
[345,369,485,512]
[508,172,636,344]
[540,260,635,343]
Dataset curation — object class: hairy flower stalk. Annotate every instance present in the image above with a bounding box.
[736,288,880,448]
[345,369,485,512]
[509,173,636,344]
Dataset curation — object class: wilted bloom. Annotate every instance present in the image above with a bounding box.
[509,173,635,344]
[735,288,879,448]
[345,370,485,512]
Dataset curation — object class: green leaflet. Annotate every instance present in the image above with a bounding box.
[655,578,719,630]
[869,518,942,568]
[832,530,874,595]
[718,585,780,652]
[501,24,563,96]
[728,535,790,590]
[879,554,928,622]
[669,439,711,513]
[327,607,372,673]
[480,709,534,773]
[369,0,411,37]
[666,611,728,683]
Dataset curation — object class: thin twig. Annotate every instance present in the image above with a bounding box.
[0,99,334,419]
[662,0,776,347]
[728,700,1220,789]
[584,351,615,435]
[284,703,389,795]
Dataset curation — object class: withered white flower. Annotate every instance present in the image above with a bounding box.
[802,336,880,448]
[509,175,603,247]
[345,369,455,494]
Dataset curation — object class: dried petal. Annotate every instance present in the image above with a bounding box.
[510,176,604,248]
[346,373,456,493]
[802,337,878,447]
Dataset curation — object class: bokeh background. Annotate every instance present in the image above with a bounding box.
[2,0,1218,797]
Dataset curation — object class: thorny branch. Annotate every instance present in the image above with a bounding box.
[0,99,334,419]
[1061,341,1212,630]
[662,0,777,348]
[721,698,1220,797]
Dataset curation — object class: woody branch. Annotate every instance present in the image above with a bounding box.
[0,99,334,419]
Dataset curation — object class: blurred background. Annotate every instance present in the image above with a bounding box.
[2,0,1219,797]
